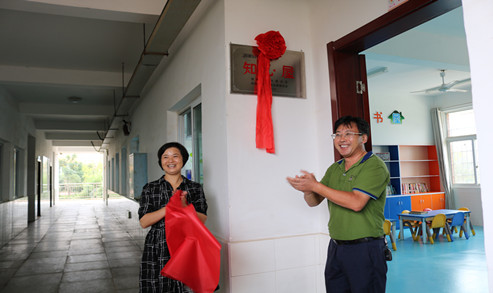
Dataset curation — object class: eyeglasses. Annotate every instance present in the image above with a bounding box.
[330,132,362,140]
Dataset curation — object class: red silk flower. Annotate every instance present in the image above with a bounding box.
[254,31,286,154]
[255,31,286,60]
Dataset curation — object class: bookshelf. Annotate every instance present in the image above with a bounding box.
[374,145,445,222]
[374,145,442,196]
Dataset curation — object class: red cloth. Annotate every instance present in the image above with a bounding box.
[161,190,221,293]
[254,31,286,154]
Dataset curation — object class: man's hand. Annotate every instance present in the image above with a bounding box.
[286,170,317,193]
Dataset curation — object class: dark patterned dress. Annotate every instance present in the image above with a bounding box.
[138,175,208,293]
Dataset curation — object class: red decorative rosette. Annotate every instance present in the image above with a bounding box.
[255,31,286,60]
[254,31,286,154]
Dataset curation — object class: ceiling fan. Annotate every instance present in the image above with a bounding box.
[411,69,471,94]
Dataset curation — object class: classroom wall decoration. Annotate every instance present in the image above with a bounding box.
[388,110,405,124]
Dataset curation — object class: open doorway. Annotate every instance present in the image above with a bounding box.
[57,152,104,201]
[327,1,486,292]
[362,5,481,225]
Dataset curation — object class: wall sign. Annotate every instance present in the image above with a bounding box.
[230,43,306,98]
[388,110,405,124]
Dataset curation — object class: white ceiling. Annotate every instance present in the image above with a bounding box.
[0,0,165,152]
[364,7,470,96]
[0,1,469,152]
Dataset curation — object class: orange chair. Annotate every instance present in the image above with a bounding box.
[458,207,476,236]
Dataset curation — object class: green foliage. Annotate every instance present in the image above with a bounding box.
[59,153,103,184]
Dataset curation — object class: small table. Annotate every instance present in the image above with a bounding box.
[397,209,471,244]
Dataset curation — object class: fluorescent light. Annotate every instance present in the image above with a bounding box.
[367,67,388,78]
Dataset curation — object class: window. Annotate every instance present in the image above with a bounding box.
[446,109,479,185]
[179,100,203,184]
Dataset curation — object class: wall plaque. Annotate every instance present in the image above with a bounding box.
[230,43,306,98]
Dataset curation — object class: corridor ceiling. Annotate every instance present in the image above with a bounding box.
[0,0,203,152]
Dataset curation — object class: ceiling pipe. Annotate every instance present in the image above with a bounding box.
[101,0,201,149]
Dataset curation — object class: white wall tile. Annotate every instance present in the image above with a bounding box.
[318,234,330,264]
[274,235,320,270]
[230,272,276,293]
[276,266,319,293]
[229,240,276,276]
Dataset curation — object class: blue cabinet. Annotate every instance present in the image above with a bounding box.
[385,195,411,229]
[128,153,147,200]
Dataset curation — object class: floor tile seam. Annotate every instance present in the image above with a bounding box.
[61,259,114,286]
[101,206,145,252]
[9,270,65,279]
[60,270,114,284]
[2,222,58,286]
[88,207,120,292]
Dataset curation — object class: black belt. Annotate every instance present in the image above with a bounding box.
[332,236,384,245]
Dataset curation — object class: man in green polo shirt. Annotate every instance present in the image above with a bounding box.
[287,116,390,293]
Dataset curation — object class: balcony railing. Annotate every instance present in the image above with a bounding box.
[58,183,103,199]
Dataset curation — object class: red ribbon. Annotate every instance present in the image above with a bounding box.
[161,190,221,293]
[255,31,286,154]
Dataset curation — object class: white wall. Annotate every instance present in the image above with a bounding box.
[0,85,46,245]
[0,90,36,201]
[134,0,228,238]
[369,87,435,145]
[224,2,327,290]
[225,0,323,242]
[462,0,493,290]
[223,0,391,291]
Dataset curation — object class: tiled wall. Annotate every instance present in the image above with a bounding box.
[229,234,329,293]
[0,197,28,247]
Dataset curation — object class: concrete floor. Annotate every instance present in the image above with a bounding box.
[0,199,141,293]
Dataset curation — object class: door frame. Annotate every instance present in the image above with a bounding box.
[327,0,461,160]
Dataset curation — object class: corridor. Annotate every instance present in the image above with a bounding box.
[0,199,143,292]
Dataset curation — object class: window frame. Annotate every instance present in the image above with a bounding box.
[444,108,480,187]
[178,98,203,184]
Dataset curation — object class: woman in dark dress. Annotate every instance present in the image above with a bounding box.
[138,142,208,292]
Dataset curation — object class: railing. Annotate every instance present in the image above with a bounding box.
[58,183,103,199]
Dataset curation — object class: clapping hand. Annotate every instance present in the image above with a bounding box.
[286,170,317,193]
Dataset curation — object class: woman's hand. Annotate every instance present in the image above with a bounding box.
[180,191,189,207]
[139,206,166,229]
[180,191,207,224]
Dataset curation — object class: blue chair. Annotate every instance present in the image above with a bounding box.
[448,212,469,240]
[458,207,475,236]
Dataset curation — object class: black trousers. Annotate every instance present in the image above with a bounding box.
[325,238,387,293]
